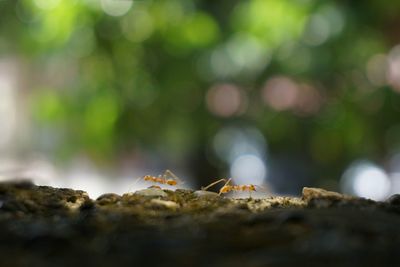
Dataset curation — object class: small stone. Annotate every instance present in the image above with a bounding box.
[302,187,348,202]
[64,196,87,211]
[79,199,95,211]
[96,193,121,205]
[150,199,180,209]
[134,188,168,198]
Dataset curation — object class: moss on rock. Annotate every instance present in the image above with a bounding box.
[0,180,399,267]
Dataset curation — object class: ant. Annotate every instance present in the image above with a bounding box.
[138,169,182,187]
[202,178,258,197]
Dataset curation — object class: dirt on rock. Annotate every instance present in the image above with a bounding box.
[0,180,399,267]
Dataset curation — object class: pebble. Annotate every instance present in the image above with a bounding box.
[150,199,180,209]
[134,188,168,198]
[302,187,347,202]
[96,193,121,205]
[64,196,87,211]
[193,190,220,198]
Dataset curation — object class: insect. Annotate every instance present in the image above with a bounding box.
[202,178,258,197]
[138,169,182,187]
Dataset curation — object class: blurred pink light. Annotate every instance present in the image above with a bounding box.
[262,76,298,111]
[0,60,18,149]
[206,83,245,117]
[262,76,322,116]
[293,84,322,116]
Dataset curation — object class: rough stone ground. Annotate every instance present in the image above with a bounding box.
[0,180,399,267]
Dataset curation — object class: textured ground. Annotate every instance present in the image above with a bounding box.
[0,180,399,267]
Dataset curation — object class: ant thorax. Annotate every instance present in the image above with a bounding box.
[140,171,181,187]
[143,176,153,181]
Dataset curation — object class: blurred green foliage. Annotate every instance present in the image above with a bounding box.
[2,0,400,184]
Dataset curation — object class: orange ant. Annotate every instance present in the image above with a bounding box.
[202,178,258,197]
[138,170,182,187]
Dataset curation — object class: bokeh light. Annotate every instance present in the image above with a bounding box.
[293,84,323,116]
[341,161,391,200]
[387,45,400,92]
[0,62,17,150]
[33,0,61,10]
[66,26,96,58]
[390,173,400,195]
[262,77,322,116]
[206,84,246,117]
[262,76,298,111]
[302,4,345,46]
[302,14,331,46]
[212,126,267,164]
[210,46,240,78]
[230,154,267,185]
[366,53,388,86]
[387,152,400,194]
[227,33,270,76]
[121,9,154,43]
[101,0,132,17]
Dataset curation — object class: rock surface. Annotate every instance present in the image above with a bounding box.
[0,181,399,267]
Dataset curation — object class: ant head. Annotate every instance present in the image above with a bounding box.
[144,175,152,181]
[219,185,231,194]
[250,185,256,191]
[167,179,177,186]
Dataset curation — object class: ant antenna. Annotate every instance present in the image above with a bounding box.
[133,175,144,186]
[201,178,227,191]
[126,176,142,193]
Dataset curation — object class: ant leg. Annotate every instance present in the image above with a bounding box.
[230,188,237,198]
[128,175,145,192]
[202,178,227,191]
[133,176,144,185]
[164,169,184,184]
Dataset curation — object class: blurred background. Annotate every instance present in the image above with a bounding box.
[1,0,400,200]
